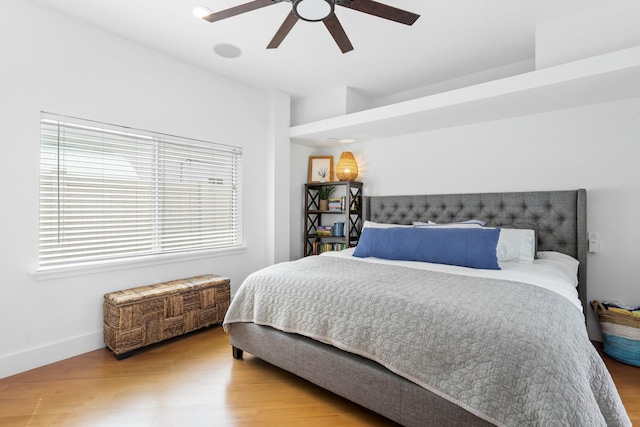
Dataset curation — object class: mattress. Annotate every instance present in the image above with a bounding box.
[324,247,582,310]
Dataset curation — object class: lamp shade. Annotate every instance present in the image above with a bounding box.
[335,151,359,181]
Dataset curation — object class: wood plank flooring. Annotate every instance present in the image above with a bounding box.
[594,341,640,424]
[0,326,637,426]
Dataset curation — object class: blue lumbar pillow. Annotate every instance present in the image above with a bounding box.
[353,227,501,270]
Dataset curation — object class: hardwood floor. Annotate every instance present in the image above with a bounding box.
[0,327,637,426]
[594,341,640,424]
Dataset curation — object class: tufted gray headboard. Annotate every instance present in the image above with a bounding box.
[364,190,588,311]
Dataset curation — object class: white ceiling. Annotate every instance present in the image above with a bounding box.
[34,0,613,101]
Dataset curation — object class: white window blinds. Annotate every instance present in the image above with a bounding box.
[39,113,242,268]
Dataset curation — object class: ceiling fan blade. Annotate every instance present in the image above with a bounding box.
[323,14,353,53]
[267,11,299,49]
[340,0,419,25]
[203,0,275,23]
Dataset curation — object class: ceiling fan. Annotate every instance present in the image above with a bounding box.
[202,0,420,53]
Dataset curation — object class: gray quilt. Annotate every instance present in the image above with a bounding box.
[224,256,630,427]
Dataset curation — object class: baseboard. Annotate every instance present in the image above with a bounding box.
[0,330,104,379]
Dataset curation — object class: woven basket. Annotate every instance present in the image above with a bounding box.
[591,300,640,367]
[104,274,230,358]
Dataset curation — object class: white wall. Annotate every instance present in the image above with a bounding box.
[0,0,274,378]
[311,97,640,339]
[536,0,640,69]
[290,87,374,126]
[289,143,316,259]
[266,90,292,264]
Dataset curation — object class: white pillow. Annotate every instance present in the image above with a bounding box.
[413,221,484,229]
[495,228,536,263]
[362,220,412,229]
[537,251,579,286]
[538,250,578,269]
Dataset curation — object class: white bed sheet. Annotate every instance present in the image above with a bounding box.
[322,248,582,311]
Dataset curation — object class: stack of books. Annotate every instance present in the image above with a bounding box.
[311,242,347,255]
[328,198,343,212]
[321,243,346,252]
[317,226,333,236]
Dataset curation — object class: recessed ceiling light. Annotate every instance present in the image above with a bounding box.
[213,43,243,59]
[340,138,355,144]
[191,5,212,20]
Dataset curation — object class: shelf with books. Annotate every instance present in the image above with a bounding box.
[304,181,363,257]
[310,242,348,256]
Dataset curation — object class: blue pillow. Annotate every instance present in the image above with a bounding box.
[353,227,501,270]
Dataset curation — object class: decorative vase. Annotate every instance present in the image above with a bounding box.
[319,200,329,211]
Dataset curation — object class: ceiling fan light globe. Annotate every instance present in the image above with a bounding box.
[293,0,334,22]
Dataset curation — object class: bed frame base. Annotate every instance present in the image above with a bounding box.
[232,346,243,360]
[230,322,492,427]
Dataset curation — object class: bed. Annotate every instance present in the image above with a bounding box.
[224,189,630,426]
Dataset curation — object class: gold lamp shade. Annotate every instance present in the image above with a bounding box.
[335,151,359,181]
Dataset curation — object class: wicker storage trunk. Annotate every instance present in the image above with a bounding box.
[104,274,230,358]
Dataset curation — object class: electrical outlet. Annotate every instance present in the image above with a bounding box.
[588,232,600,253]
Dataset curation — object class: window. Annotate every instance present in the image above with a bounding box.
[39,112,242,269]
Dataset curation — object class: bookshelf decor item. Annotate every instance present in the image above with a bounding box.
[308,156,334,182]
[317,185,335,211]
[335,151,359,181]
[304,181,363,256]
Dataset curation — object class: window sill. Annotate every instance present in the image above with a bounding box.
[31,246,247,281]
